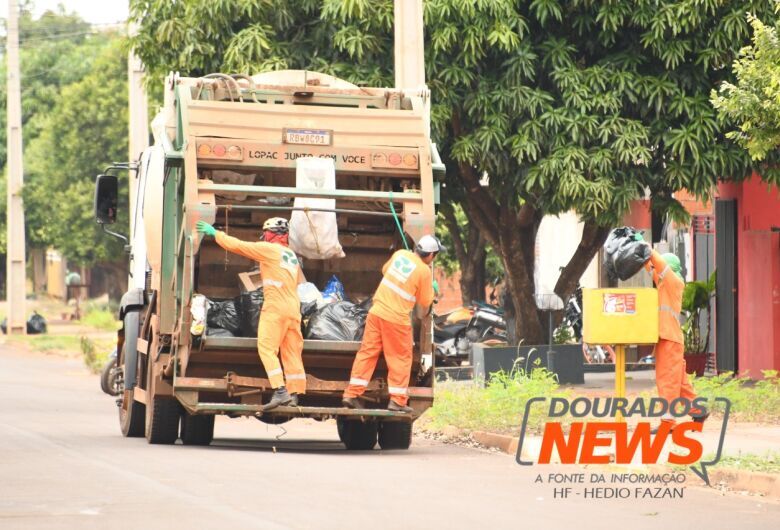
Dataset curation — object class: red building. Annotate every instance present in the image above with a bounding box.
[717,175,780,377]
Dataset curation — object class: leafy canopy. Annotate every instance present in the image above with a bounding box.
[711,4,780,167]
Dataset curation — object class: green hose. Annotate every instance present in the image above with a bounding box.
[389,191,409,250]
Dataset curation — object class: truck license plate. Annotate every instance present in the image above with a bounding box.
[284,129,332,146]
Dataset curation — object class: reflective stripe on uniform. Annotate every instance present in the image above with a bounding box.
[388,386,408,395]
[350,377,369,387]
[286,373,306,380]
[659,304,684,324]
[380,278,416,302]
[263,279,283,288]
[658,265,670,285]
[268,368,283,377]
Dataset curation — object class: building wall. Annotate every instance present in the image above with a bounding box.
[718,174,780,377]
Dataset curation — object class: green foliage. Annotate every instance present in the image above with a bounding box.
[22,39,129,265]
[436,204,503,279]
[425,359,568,434]
[711,4,780,170]
[80,336,115,374]
[681,270,716,354]
[691,370,780,422]
[716,452,780,474]
[82,306,120,332]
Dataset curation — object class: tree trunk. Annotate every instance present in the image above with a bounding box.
[440,202,488,306]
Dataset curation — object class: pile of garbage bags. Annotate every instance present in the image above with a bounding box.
[0,311,47,335]
[603,227,652,281]
[192,274,370,341]
[191,288,265,338]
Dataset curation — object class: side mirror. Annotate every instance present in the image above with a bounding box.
[94,174,118,224]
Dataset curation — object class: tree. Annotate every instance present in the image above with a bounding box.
[130,0,777,343]
[711,5,780,173]
[0,6,113,255]
[22,38,129,297]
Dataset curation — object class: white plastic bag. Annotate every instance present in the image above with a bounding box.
[289,157,345,259]
[190,294,208,336]
[297,282,326,309]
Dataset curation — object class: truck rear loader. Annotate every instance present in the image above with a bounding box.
[94,70,443,450]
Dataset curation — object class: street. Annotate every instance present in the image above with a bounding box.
[0,345,777,530]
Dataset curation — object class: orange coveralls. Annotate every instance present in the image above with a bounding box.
[344,250,434,406]
[646,250,696,414]
[215,232,306,394]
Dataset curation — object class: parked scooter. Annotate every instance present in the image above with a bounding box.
[100,348,121,396]
[560,285,614,364]
[434,300,508,367]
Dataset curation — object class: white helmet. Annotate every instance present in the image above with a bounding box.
[262,217,289,234]
[415,235,446,254]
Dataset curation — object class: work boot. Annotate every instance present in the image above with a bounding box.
[288,393,299,407]
[263,387,292,411]
[388,399,413,414]
[690,406,710,423]
[342,397,364,409]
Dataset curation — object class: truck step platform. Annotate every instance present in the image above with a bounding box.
[183,402,413,420]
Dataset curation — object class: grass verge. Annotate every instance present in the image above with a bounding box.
[80,336,115,373]
[711,452,780,474]
[422,362,568,435]
[691,370,780,423]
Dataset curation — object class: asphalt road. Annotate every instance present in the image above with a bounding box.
[1,344,778,530]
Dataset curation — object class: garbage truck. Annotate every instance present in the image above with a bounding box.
[93,70,443,450]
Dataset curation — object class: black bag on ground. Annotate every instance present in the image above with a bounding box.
[305,300,370,342]
[240,288,265,337]
[206,298,241,335]
[26,312,47,334]
[603,227,651,281]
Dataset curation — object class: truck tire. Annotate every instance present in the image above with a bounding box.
[337,419,377,450]
[145,354,181,444]
[378,421,413,450]
[116,311,146,438]
[180,413,215,446]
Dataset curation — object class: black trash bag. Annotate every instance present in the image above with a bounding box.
[26,312,47,334]
[305,300,370,342]
[206,298,241,335]
[206,327,234,338]
[240,288,265,337]
[603,227,652,281]
[0,318,6,334]
[300,300,319,319]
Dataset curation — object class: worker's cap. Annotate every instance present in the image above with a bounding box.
[416,235,446,254]
[661,253,683,278]
[262,217,289,234]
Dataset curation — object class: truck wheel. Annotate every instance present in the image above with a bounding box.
[180,413,215,446]
[116,312,146,438]
[378,421,413,450]
[337,419,377,450]
[145,356,181,444]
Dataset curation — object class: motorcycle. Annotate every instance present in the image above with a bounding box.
[434,301,508,367]
[560,285,614,364]
[100,347,121,396]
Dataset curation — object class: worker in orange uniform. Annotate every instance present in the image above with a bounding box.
[638,236,709,429]
[342,235,443,413]
[196,217,305,410]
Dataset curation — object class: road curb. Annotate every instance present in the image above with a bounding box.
[472,431,518,455]
[708,469,780,499]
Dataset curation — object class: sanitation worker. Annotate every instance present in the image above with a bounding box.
[196,217,305,410]
[637,235,709,429]
[342,235,443,413]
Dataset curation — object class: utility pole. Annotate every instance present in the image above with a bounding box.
[6,0,26,335]
[394,0,429,137]
[127,23,148,229]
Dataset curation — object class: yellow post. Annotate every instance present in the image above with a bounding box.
[615,344,626,422]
